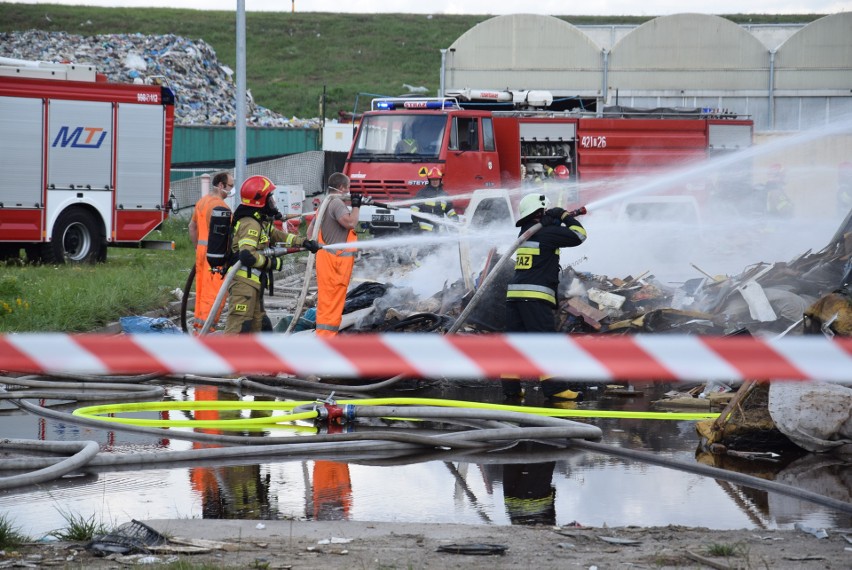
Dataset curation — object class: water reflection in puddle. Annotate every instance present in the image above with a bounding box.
[1,381,849,538]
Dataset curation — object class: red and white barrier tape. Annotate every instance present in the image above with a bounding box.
[1,333,851,384]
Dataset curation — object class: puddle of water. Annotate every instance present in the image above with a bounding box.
[1,382,849,539]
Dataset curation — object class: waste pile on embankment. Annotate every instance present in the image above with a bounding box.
[0,30,319,127]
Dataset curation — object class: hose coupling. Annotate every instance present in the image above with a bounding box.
[323,403,344,424]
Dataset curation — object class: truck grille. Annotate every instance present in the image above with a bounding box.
[349,179,409,202]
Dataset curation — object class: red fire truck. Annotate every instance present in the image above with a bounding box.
[0,58,175,263]
[344,92,753,230]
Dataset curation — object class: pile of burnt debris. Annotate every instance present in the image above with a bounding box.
[333,210,852,458]
[344,211,852,340]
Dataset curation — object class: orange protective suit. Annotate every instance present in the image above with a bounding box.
[191,194,230,331]
[314,227,357,337]
[312,460,352,520]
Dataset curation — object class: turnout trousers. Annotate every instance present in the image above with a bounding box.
[314,228,357,337]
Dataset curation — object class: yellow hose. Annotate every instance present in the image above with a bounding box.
[73,396,718,429]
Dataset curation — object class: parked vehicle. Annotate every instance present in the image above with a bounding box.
[344,91,753,232]
[0,57,176,263]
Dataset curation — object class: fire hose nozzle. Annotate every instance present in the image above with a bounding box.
[268,245,306,256]
[568,206,588,217]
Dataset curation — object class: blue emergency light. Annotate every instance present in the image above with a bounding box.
[402,100,452,110]
[372,98,458,111]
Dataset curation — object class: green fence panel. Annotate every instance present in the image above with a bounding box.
[172,126,320,165]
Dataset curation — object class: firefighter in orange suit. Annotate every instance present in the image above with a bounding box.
[223,175,320,334]
[308,173,372,336]
[188,171,233,333]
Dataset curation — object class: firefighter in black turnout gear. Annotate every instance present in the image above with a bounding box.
[503,193,587,399]
[411,168,458,232]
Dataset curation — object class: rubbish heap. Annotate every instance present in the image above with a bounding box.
[325,211,852,455]
[0,30,319,128]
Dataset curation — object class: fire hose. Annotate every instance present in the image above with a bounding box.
[286,194,333,333]
[199,245,308,336]
[448,206,587,333]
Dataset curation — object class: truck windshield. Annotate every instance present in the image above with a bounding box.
[351,114,446,159]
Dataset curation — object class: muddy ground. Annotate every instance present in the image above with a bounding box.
[5,519,851,569]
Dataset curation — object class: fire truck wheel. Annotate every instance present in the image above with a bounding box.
[42,208,105,264]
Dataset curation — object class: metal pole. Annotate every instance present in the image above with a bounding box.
[600,49,609,117]
[439,48,447,98]
[235,1,247,189]
[768,49,776,131]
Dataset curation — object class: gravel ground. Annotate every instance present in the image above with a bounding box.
[5,519,851,569]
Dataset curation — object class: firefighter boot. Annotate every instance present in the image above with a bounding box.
[542,379,582,401]
[501,378,525,402]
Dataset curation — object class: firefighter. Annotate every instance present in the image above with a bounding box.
[764,163,793,218]
[308,172,371,337]
[410,167,458,232]
[395,124,419,154]
[503,193,587,399]
[553,164,570,180]
[503,447,557,526]
[188,171,233,333]
[223,175,320,334]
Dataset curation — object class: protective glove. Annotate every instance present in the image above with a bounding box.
[544,207,568,221]
[302,239,322,253]
[540,213,561,227]
[350,193,373,208]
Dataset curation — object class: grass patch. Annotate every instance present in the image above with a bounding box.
[705,541,746,557]
[0,217,194,332]
[0,513,29,548]
[49,509,110,542]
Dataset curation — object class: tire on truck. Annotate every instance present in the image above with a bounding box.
[41,207,106,264]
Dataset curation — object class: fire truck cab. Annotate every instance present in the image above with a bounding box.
[0,57,176,263]
[344,93,753,232]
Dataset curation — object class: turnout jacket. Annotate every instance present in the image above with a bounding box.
[411,185,457,231]
[231,207,305,290]
[507,216,587,306]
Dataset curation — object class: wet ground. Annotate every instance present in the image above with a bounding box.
[1,379,849,541]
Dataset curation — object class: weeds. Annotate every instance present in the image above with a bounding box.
[705,541,746,557]
[0,217,194,332]
[49,509,110,542]
[0,513,29,548]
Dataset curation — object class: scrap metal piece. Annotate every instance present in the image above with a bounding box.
[598,535,642,545]
[436,543,507,555]
[736,280,777,321]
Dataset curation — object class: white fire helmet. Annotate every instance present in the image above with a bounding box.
[516,193,551,227]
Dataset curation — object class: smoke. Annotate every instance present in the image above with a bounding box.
[570,118,852,285]
[345,116,852,297]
